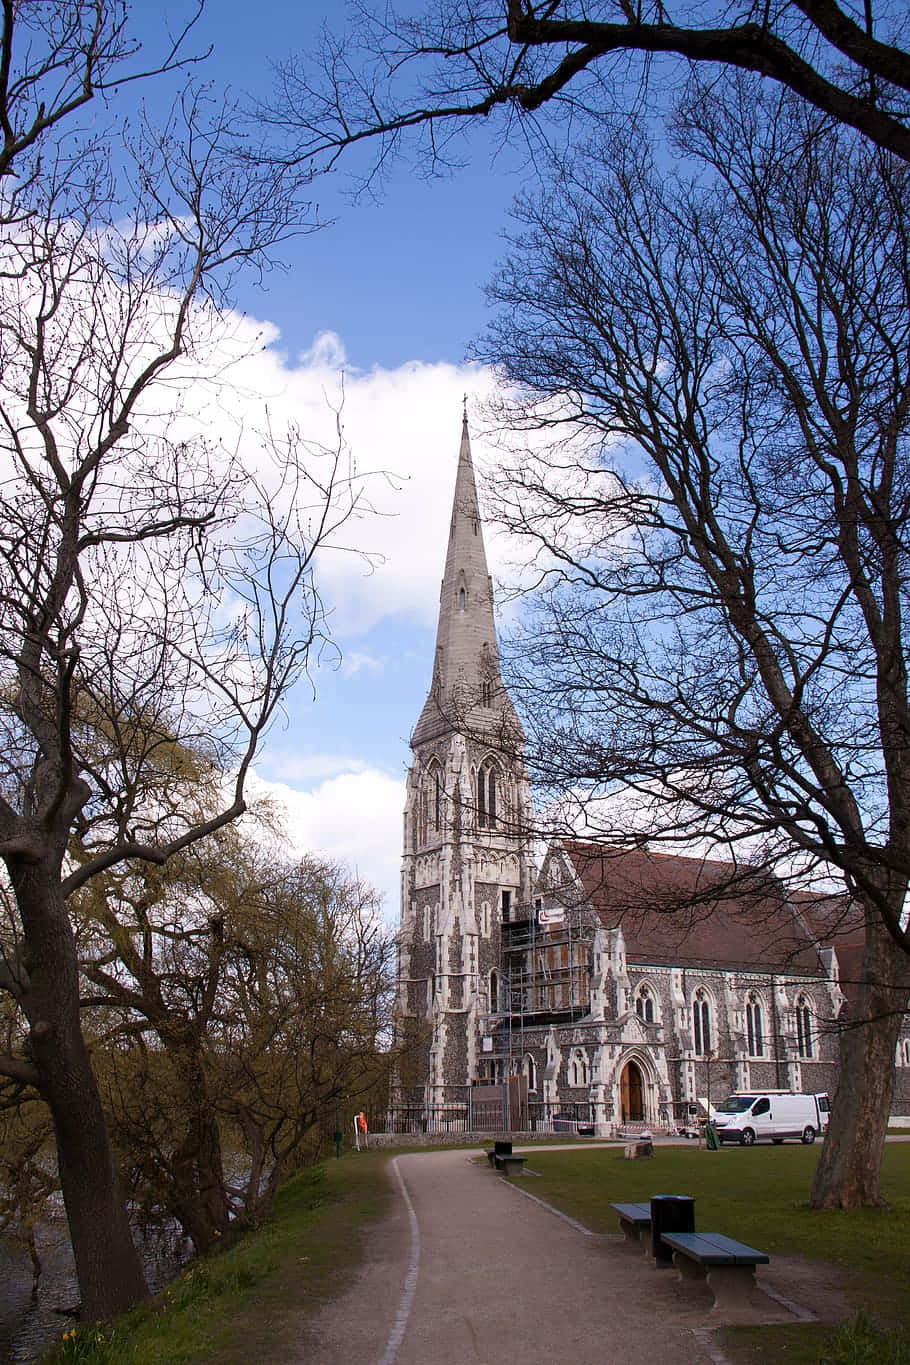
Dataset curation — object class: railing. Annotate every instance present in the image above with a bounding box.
[379,1102,504,1134]
[375,1098,598,1135]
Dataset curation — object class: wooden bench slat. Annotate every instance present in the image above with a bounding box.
[609,1202,651,1223]
[663,1231,768,1265]
[494,1154,526,1174]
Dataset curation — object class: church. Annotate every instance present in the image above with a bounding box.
[394,419,910,1136]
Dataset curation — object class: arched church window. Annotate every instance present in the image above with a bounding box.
[481,680,492,707]
[570,1048,589,1087]
[477,759,499,829]
[635,984,655,1023]
[489,970,500,1014]
[427,971,436,1008]
[523,1053,537,1092]
[796,997,813,1058]
[746,993,764,1057]
[458,586,466,610]
[693,989,711,1056]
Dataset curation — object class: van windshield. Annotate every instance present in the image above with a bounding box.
[717,1095,757,1113]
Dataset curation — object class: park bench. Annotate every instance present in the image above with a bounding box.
[493,1153,526,1176]
[609,1201,652,1246]
[661,1231,769,1312]
[486,1140,513,1168]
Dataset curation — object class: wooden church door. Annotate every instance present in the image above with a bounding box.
[620,1060,645,1122]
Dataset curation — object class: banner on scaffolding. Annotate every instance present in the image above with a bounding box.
[538,905,565,927]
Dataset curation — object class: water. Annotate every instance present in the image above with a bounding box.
[0,1215,191,1363]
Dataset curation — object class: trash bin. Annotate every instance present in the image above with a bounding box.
[650,1193,695,1267]
[494,1140,513,1158]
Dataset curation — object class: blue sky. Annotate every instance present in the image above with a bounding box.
[126,1,540,914]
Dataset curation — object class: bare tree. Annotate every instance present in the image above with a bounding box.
[0,5,364,1322]
[264,0,910,171]
[0,0,205,182]
[470,80,910,1207]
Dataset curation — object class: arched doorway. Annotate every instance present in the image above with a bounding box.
[620,1059,645,1122]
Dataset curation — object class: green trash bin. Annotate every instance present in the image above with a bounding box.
[704,1121,720,1150]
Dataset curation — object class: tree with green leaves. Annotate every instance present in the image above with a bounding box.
[80,834,396,1254]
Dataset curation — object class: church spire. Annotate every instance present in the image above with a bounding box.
[411,415,524,748]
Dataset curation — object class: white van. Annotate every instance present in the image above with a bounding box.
[712,1091,829,1146]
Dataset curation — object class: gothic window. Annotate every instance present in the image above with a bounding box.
[746,993,764,1057]
[523,1053,537,1092]
[477,759,499,829]
[458,586,466,610]
[796,997,813,1059]
[489,970,500,1014]
[422,759,441,834]
[570,1048,589,1087]
[501,889,512,921]
[427,971,436,1008]
[693,989,712,1056]
[635,984,655,1023]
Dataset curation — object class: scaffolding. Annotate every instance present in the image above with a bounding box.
[491,904,594,1080]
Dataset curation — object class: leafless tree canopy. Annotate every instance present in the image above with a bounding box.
[472,79,910,1205]
[265,0,910,174]
[0,0,367,1321]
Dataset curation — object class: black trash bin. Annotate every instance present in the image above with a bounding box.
[494,1140,513,1157]
[650,1193,695,1267]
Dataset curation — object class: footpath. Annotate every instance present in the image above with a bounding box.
[290,1147,838,1365]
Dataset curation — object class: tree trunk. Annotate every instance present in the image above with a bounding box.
[811,912,910,1208]
[12,860,149,1320]
[166,1037,231,1253]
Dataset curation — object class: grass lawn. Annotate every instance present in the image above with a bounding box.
[39,1152,393,1365]
[520,1142,910,1364]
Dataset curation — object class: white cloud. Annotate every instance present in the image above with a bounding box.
[156,318,524,637]
[341,650,386,678]
[246,766,405,922]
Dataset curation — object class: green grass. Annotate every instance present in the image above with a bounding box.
[35,1142,910,1365]
[519,1143,910,1364]
[39,1153,392,1365]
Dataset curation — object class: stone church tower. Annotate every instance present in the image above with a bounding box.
[397,415,533,1105]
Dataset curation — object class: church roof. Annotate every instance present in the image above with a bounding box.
[411,415,524,749]
[555,842,831,976]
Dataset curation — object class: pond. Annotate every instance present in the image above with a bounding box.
[0,1213,190,1364]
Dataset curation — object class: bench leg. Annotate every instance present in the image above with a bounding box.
[672,1251,709,1288]
[704,1265,760,1313]
[617,1221,642,1245]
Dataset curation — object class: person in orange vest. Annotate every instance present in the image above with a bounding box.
[357,1110,368,1150]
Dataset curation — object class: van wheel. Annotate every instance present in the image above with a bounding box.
[741,1128,756,1146]
[772,1138,784,1144]
[801,1126,816,1144]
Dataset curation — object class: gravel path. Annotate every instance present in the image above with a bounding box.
[293,1147,812,1365]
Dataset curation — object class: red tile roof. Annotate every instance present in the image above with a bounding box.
[556,842,830,975]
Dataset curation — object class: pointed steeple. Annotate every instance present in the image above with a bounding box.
[411,415,524,748]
